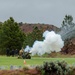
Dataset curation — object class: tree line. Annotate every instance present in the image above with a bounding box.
[0,17,43,55]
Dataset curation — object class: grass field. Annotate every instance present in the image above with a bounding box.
[0,56,75,68]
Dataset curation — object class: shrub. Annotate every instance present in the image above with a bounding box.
[39,60,72,75]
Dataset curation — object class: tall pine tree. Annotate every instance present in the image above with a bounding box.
[0,17,25,54]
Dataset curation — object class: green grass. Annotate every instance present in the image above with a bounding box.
[0,56,75,69]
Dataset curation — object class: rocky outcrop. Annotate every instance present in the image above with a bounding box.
[61,38,75,55]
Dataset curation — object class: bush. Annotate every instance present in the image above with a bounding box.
[39,60,72,75]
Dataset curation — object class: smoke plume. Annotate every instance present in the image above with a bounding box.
[29,31,64,56]
[24,45,31,52]
[59,24,75,41]
[30,31,64,56]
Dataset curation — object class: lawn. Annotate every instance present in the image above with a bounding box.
[0,56,75,69]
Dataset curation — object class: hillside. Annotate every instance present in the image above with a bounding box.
[19,23,59,33]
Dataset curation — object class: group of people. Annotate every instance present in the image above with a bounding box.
[6,48,19,56]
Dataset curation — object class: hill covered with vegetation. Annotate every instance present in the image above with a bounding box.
[19,23,59,34]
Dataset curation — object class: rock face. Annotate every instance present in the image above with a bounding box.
[61,38,75,55]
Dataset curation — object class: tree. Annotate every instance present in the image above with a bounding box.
[0,17,25,54]
[0,22,2,29]
[61,15,74,30]
[23,26,43,48]
[23,32,33,47]
[32,26,43,41]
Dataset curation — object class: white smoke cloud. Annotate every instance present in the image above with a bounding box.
[27,31,64,56]
[24,45,31,52]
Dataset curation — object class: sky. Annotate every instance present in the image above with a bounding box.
[0,0,75,27]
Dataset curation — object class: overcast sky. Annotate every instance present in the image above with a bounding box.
[0,0,75,27]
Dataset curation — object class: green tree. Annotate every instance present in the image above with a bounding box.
[23,32,33,47]
[61,15,74,29]
[32,26,43,41]
[0,17,25,54]
[23,26,43,48]
[0,22,2,29]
